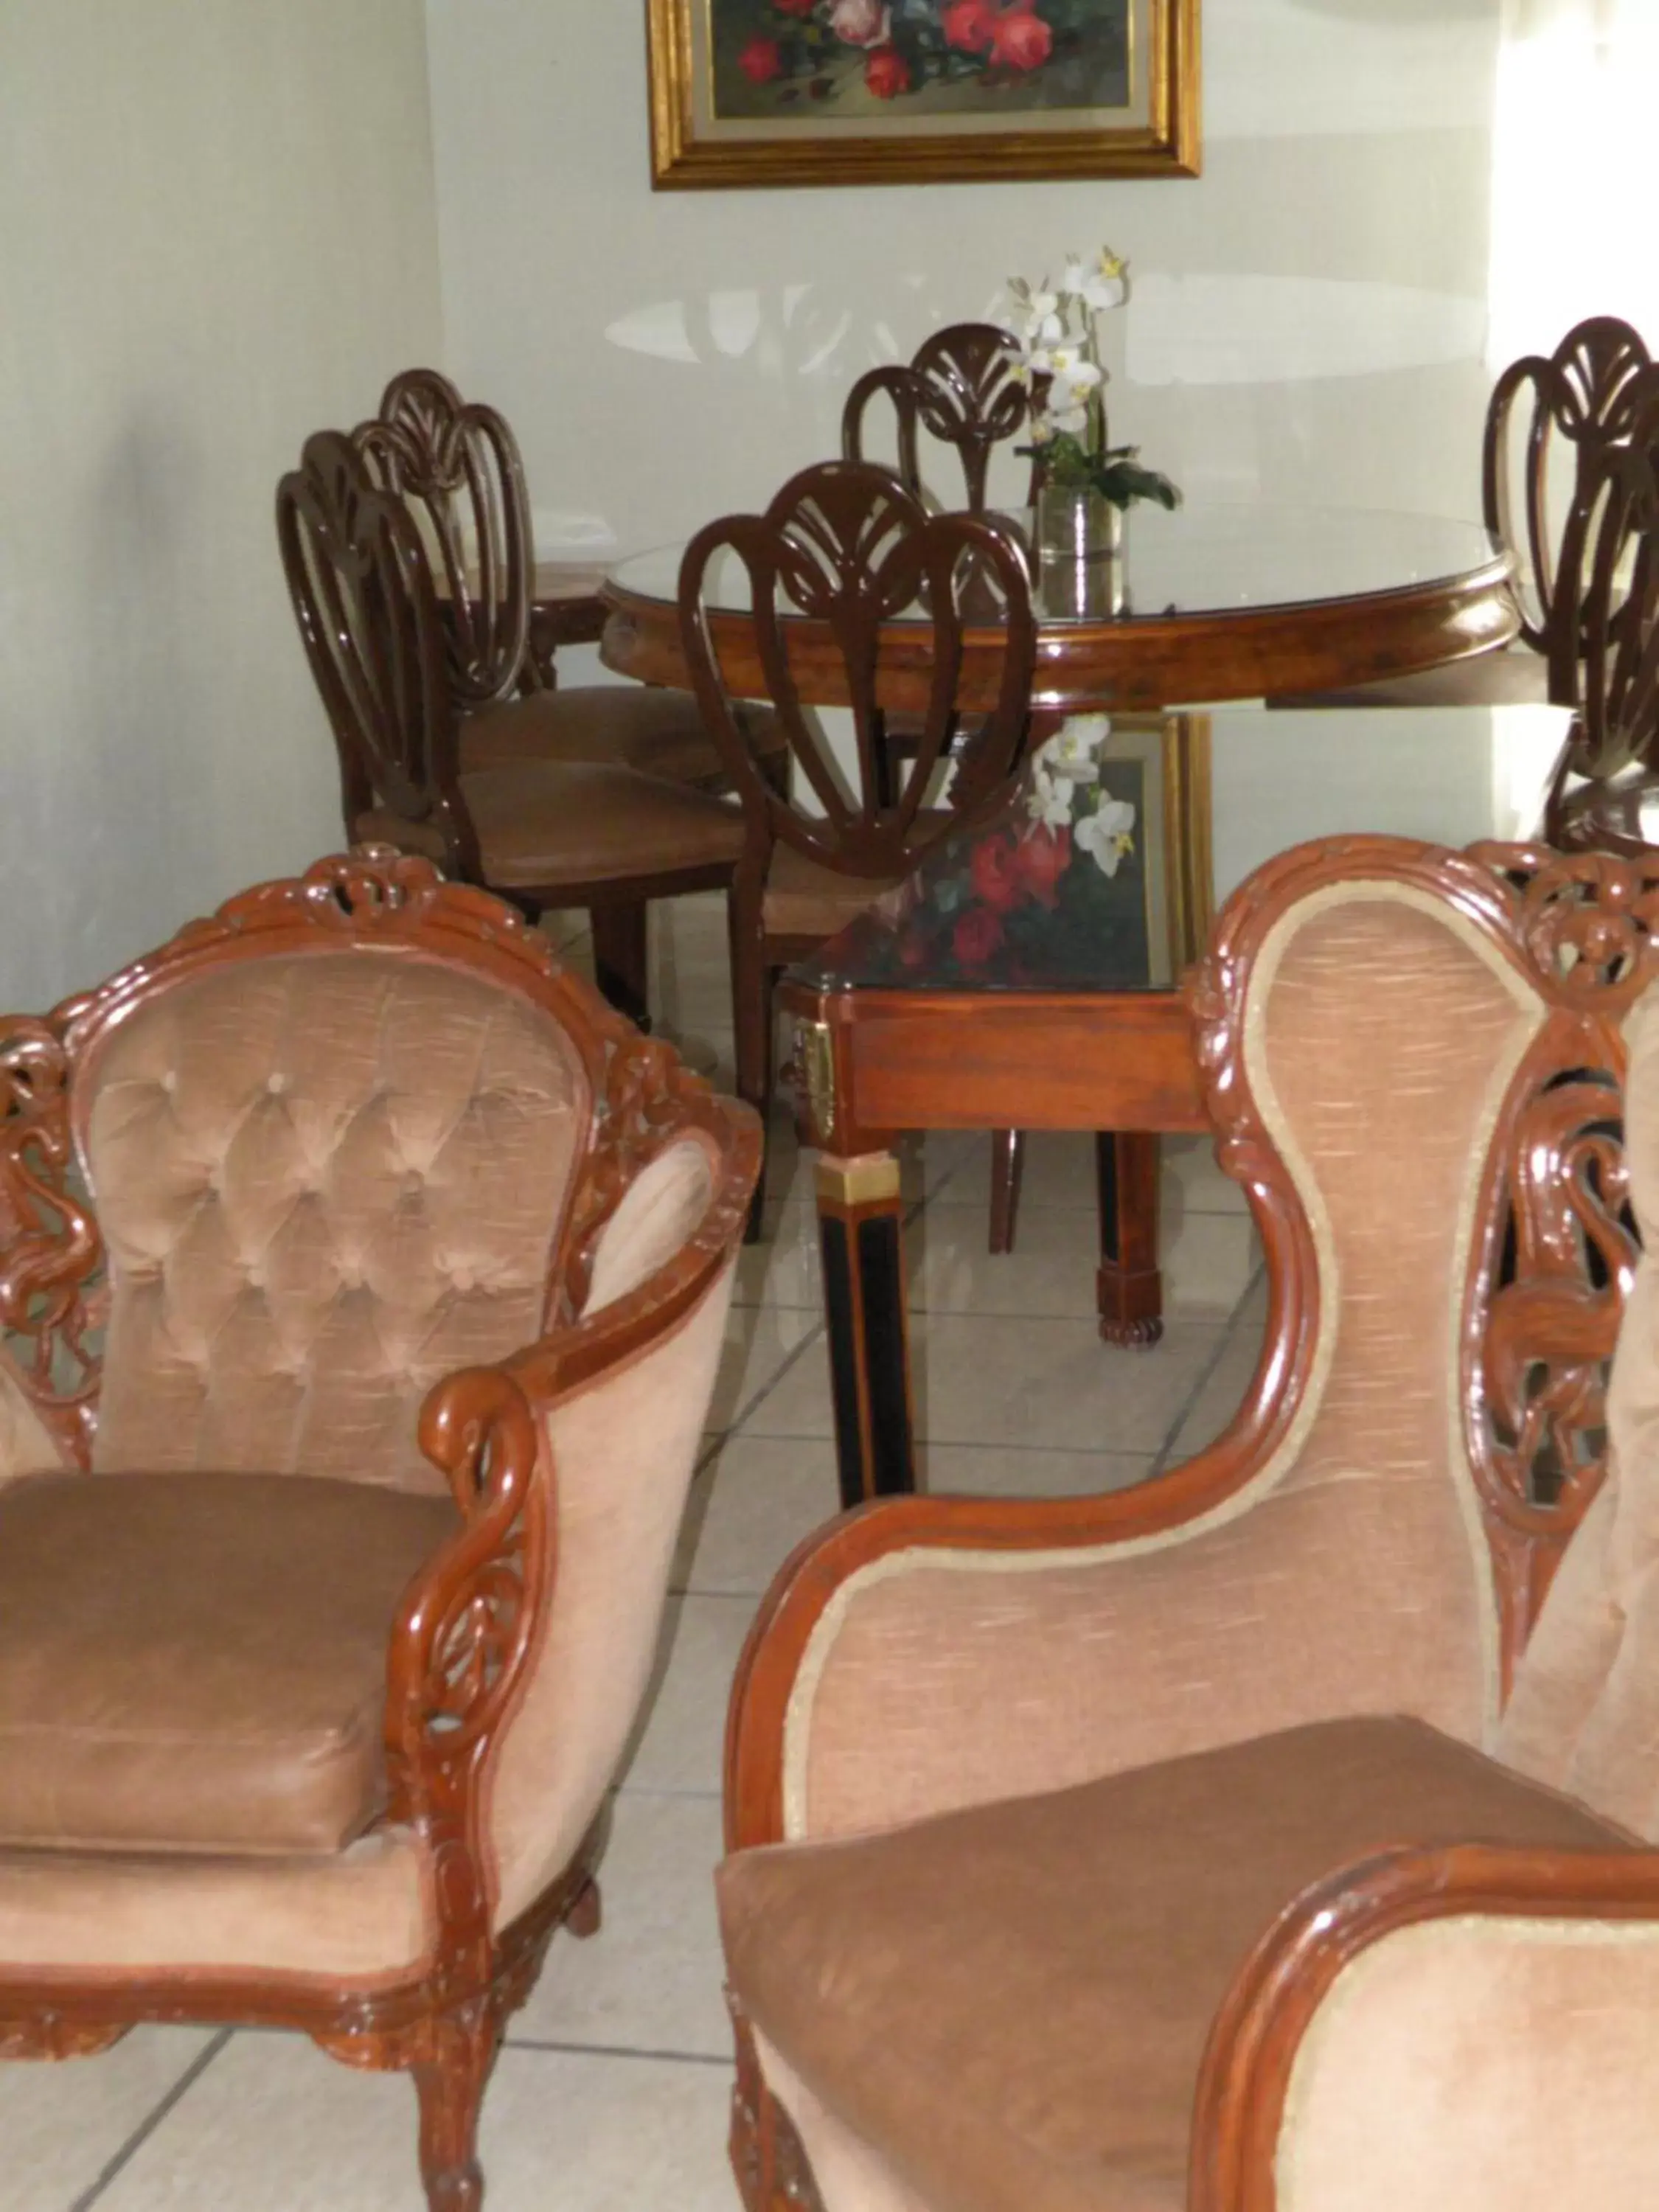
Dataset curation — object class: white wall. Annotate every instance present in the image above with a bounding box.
[425,0,1503,584]
[0,0,443,1008]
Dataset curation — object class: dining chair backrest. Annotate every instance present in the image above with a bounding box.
[841,323,1038,515]
[353,368,535,709]
[677,459,1035,884]
[276,430,476,875]
[1483,316,1654,700]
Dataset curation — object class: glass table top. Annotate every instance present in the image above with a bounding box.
[786,703,1573,1000]
[608,504,1507,629]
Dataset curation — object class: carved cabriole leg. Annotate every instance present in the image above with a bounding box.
[815,1150,916,1508]
[409,1998,500,2212]
[1096,1130,1164,1348]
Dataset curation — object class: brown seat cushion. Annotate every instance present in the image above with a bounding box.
[1267,643,1553,712]
[719,1717,1630,2212]
[462,686,785,792]
[762,844,906,941]
[0,1470,456,1857]
[358,758,742,894]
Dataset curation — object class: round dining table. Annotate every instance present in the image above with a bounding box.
[599,501,1519,712]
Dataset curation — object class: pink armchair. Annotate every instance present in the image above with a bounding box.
[0,849,757,2211]
[720,835,1659,2212]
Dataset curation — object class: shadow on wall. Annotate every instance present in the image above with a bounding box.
[72,403,204,992]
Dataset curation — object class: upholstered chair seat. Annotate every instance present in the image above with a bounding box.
[461,682,785,794]
[720,837,1659,2212]
[355,757,742,892]
[0,850,757,2212]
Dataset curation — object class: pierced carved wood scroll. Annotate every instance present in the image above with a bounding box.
[1464,843,1659,1678]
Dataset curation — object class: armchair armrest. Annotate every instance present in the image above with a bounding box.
[387,1093,759,1942]
[1192,1840,1659,2212]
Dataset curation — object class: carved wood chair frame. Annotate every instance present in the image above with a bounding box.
[355,367,540,706]
[841,323,1040,516]
[1544,398,1659,851]
[720,834,1659,2212]
[1483,315,1654,701]
[0,849,760,2210]
[676,459,1035,1208]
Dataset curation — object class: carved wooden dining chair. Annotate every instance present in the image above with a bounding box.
[845,333,1050,1250]
[1544,384,1659,852]
[841,323,1039,518]
[1276,316,1654,709]
[352,370,788,1010]
[279,428,744,1027]
[678,459,1035,1227]
[0,846,757,2212]
[719,832,1659,2212]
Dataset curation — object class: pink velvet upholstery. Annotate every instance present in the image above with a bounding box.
[84,952,587,1492]
[785,889,1531,1843]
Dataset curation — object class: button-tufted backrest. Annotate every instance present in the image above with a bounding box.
[81,951,588,1492]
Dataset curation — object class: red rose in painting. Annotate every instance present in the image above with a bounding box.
[941,0,998,51]
[772,0,816,13]
[1011,823,1070,908]
[863,44,912,97]
[827,0,889,44]
[990,1,1053,70]
[953,904,1005,966]
[969,830,1022,914]
[737,35,785,84]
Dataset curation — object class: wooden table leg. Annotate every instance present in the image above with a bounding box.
[1095,1131,1164,1349]
[814,1150,917,1507]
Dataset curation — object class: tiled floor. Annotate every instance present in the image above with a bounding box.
[18,897,1265,2211]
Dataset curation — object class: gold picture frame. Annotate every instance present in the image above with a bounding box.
[645,0,1200,190]
[1099,712,1212,987]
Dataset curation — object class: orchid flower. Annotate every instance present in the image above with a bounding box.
[1075,796,1138,877]
[1025,767,1076,830]
[1035,716,1110,782]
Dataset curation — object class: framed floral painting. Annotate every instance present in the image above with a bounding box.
[644,0,1199,188]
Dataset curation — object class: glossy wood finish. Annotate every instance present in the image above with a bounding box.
[1486,316,1654,693]
[779,974,1206,1497]
[278,429,740,1025]
[1545,392,1659,852]
[726,836,1658,2212]
[0,850,760,2212]
[842,323,1037,517]
[605,539,1520,717]
[678,460,1036,1222]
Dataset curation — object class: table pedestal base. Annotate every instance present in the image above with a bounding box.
[815,1152,917,1509]
[1096,1131,1164,1348]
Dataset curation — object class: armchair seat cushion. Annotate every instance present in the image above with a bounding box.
[0,1470,456,1858]
[719,1717,1630,2212]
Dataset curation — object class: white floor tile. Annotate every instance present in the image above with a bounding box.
[96,2031,734,2212]
[676,1433,845,1594]
[707,1301,824,1433]
[745,1310,1225,1455]
[513,1792,731,2059]
[619,1595,755,1795]
[0,2025,215,2212]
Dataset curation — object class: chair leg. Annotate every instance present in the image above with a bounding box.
[728,891,773,1242]
[988,1130,1024,1254]
[590,901,650,1031]
[411,2003,501,2212]
[566,1874,602,1939]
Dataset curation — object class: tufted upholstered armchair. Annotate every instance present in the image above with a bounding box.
[720,834,1659,2212]
[0,849,757,2211]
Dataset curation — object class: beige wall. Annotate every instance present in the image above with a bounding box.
[424,0,1503,612]
[0,0,442,1008]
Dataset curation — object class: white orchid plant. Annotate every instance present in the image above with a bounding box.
[1028,714,1137,877]
[1006,248,1179,512]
